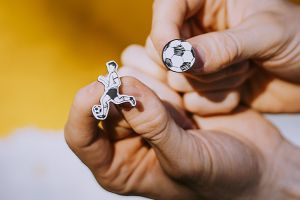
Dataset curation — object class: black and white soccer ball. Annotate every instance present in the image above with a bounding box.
[162,39,196,73]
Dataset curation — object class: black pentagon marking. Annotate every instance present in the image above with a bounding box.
[190,48,195,57]
[181,62,191,71]
[162,43,170,53]
[165,58,173,68]
[173,45,185,56]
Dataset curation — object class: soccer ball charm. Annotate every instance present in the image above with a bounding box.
[162,39,196,73]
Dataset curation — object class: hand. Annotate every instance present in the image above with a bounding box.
[242,69,300,113]
[64,76,300,200]
[122,45,300,115]
[148,0,300,114]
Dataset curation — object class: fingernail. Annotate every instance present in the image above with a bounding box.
[189,46,205,73]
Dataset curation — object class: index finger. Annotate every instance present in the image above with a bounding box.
[150,0,203,54]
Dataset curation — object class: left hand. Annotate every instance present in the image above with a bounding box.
[64,72,299,200]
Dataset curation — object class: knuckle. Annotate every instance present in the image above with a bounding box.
[200,31,241,72]
[136,108,169,142]
[121,76,140,89]
[221,31,242,65]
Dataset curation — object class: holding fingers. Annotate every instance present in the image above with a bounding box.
[65,73,300,199]
[149,0,300,115]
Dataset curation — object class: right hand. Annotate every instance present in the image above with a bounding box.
[147,0,300,115]
[65,69,300,200]
[122,45,300,115]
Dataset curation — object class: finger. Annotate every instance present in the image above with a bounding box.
[145,36,163,67]
[150,0,203,54]
[117,78,260,188]
[167,72,194,92]
[187,13,286,74]
[184,73,251,93]
[120,66,195,129]
[183,90,240,115]
[64,82,113,171]
[167,61,250,92]
[242,70,300,113]
[190,61,250,84]
[119,66,183,109]
[181,18,204,40]
[116,76,188,167]
[121,44,167,81]
[103,67,194,139]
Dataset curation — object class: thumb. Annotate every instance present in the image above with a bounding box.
[118,76,184,143]
[117,76,186,162]
[188,13,285,74]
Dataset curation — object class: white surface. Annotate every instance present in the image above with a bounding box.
[265,114,300,146]
[0,128,147,200]
[0,114,299,200]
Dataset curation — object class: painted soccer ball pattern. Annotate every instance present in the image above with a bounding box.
[162,39,196,72]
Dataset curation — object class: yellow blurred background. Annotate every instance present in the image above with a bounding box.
[0,0,152,136]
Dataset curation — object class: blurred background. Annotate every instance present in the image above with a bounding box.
[0,1,151,199]
[0,0,152,135]
[1,1,300,200]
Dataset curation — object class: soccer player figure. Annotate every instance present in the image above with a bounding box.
[92,61,136,120]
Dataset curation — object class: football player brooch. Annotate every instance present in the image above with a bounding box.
[92,60,136,120]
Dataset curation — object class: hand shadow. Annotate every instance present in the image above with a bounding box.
[184,63,273,108]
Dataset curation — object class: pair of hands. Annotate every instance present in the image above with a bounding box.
[65,0,300,199]
[64,45,300,199]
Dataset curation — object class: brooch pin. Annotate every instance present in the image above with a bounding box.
[162,39,196,73]
[92,61,136,120]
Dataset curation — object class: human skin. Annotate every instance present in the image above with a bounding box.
[148,0,300,115]
[122,44,300,114]
[65,74,300,200]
